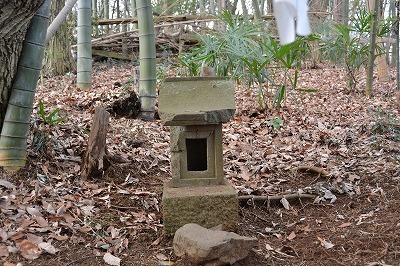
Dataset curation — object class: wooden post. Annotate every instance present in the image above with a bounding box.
[81,106,110,179]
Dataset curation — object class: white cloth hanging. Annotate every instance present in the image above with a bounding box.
[273,0,311,45]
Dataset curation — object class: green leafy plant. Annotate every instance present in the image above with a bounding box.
[262,37,311,109]
[38,100,68,125]
[179,11,262,79]
[268,116,284,130]
[31,101,67,153]
[320,9,391,90]
[179,10,313,110]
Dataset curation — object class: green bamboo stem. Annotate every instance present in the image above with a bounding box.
[366,0,379,96]
[77,0,92,90]
[131,0,138,30]
[252,0,262,21]
[137,0,157,121]
[0,0,50,170]
[104,0,110,33]
[396,3,400,91]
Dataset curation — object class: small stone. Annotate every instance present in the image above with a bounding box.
[173,223,258,266]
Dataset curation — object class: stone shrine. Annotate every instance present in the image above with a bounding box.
[159,77,238,234]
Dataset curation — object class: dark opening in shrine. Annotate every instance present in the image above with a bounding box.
[186,138,207,171]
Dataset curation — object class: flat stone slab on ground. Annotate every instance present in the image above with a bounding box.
[173,223,258,266]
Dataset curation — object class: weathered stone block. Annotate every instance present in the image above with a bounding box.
[158,77,235,126]
[173,223,258,266]
[162,180,238,235]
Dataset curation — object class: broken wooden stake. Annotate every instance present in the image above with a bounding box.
[81,106,110,179]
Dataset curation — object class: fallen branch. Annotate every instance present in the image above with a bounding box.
[291,165,329,176]
[64,255,103,266]
[238,193,316,207]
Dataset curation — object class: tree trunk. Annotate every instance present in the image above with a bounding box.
[240,0,248,15]
[122,0,128,56]
[93,0,99,36]
[309,0,329,21]
[367,0,389,82]
[131,0,138,30]
[43,0,76,77]
[332,0,343,23]
[265,0,273,13]
[219,0,227,12]
[0,0,45,130]
[209,0,215,14]
[199,0,205,13]
[116,0,120,31]
[342,0,349,26]
[104,0,110,33]
[259,0,264,15]
[252,0,262,20]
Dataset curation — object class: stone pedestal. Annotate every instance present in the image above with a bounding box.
[162,180,238,235]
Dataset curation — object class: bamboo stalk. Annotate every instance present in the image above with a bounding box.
[366,0,379,96]
[0,0,50,170]
[137,0,157,121]
[77,0,92,90]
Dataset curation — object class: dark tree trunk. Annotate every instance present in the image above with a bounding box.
[43,0,76,76]
[0,0,45,130]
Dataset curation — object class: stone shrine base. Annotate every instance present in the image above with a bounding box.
[162,180,238,235]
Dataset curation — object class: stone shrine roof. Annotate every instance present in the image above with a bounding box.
[158,77,236,126]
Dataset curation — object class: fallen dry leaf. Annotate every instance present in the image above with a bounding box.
[159,261,175,266]
[103,252,121,266]
[287,231,296,240]
[48,233,69,241]
[26,206,42,217]
[16,240,42,260]
[338,222,352,228]
[0,244,9,258]
[280,197,291,210]
[0,180,16,189]
[38,242,59,254]
[3,262,17,266]
[156,253,168,260]
[0,228,8,242]
[265,243,274,251]
[317,236,335,249]
[26,234,43,244]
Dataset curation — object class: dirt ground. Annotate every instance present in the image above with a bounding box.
[1,61,400,266]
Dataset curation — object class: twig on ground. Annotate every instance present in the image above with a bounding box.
[110,204,139,210]
[291,165,329,176]
[64,255,103,266]
[238,193,316,207]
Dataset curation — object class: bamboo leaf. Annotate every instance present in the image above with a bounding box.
[272,85,286,110]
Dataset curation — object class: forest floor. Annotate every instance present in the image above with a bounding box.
[1,61,400,266]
